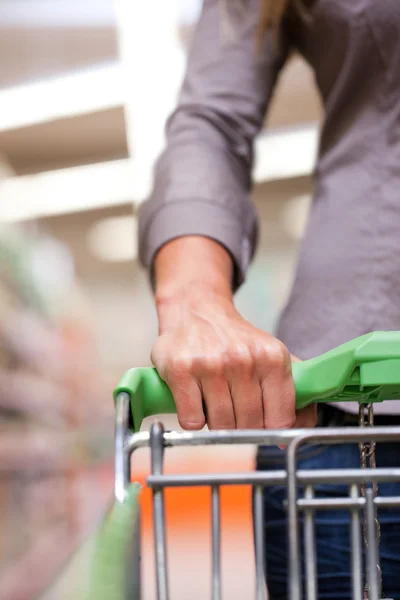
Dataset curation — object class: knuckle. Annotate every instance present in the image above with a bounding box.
[197,353,225,377]
[150,339,164,369]
[265,341,289,369]
[167,354,193,381]
[251,342,270,365]
[224,344,253,373]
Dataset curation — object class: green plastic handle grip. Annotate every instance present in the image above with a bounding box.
[114,331,400,432]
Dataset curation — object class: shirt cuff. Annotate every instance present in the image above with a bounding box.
[138,199,257,291]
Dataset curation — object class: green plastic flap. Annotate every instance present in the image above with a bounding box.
[114,332,400,432]
[40,484,141,600]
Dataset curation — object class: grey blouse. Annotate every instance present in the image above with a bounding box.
[138,0,400,413]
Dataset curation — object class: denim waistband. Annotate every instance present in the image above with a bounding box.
[318,404,400,427]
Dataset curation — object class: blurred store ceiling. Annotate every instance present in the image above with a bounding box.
[0,1,118,87]
[0,0,322,181]
[0,0,321,370]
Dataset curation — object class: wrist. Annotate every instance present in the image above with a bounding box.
[154,236,234,311]
[156,275,232,304]
[156,281,235,333]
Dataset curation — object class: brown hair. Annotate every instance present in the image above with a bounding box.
[220,0,308,49]
[258,0,289,32]
[257,0,309,48]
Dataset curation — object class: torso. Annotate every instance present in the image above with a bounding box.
[278,1,400,411]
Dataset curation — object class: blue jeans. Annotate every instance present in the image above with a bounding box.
[255,439,400,599]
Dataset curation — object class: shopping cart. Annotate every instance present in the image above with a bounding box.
[76,331,400,600]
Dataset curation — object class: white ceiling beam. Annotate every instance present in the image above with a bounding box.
[114,0,184,198]
[0,158,134,222]
[0,64,124,132]
[0,1,200,133]
[0,123,319,223]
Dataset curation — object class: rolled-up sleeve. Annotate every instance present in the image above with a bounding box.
[138,0,290,289]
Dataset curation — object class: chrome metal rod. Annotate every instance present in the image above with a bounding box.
[304,485,317,600]
[128,426,400,455]
[254,485,266,600]
[297,496,400,510]
[114,392,131,502]
[374,496,400,507]
[150,423,169,600]
[211,486,221,600]
[365,488,380,600]
[298,469,400,485]
[287,442,302,600]
[350,484,363,600]
[146,469,400,489]
[147,472,286,488]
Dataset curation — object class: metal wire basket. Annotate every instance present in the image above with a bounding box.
[115,393,400,600]
[52,332,400,600]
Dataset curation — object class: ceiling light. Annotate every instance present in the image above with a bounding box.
[87,215,138,263]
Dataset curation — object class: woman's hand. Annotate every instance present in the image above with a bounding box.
[152,237,316,431]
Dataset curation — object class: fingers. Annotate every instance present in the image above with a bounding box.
[152,331,298,432]
[170,375,205,430]
[257,342,296,430]
[277,404,317,450]
[152,347,206,430]
[201,376,236,429]
[228,376,264,429]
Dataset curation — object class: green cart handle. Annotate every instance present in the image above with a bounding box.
[114,331,400,432]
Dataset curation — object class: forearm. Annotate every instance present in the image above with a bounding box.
[154,236,235,331]
[138,0,289,293]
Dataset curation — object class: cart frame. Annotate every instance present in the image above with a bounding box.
[115,392,400,600]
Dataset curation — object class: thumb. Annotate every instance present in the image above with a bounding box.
[294,404,317,428]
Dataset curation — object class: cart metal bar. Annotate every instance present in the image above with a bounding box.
[366,488,380,600]
[287,441,302,600]
[350,483,363,600]
[304,485,317,600]
[150,423,170,600]
[147,472,286,487]
[297,469,400,484]
[286,428,400,600]
[117,413,400,600]
[146,468,400,489]
[115,392,131,502]
[127,426,400,456]
[211,486,221,600]
[297,496,400,510]
[254,485,266,600]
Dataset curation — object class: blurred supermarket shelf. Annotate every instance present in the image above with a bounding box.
[0,462,114,600]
